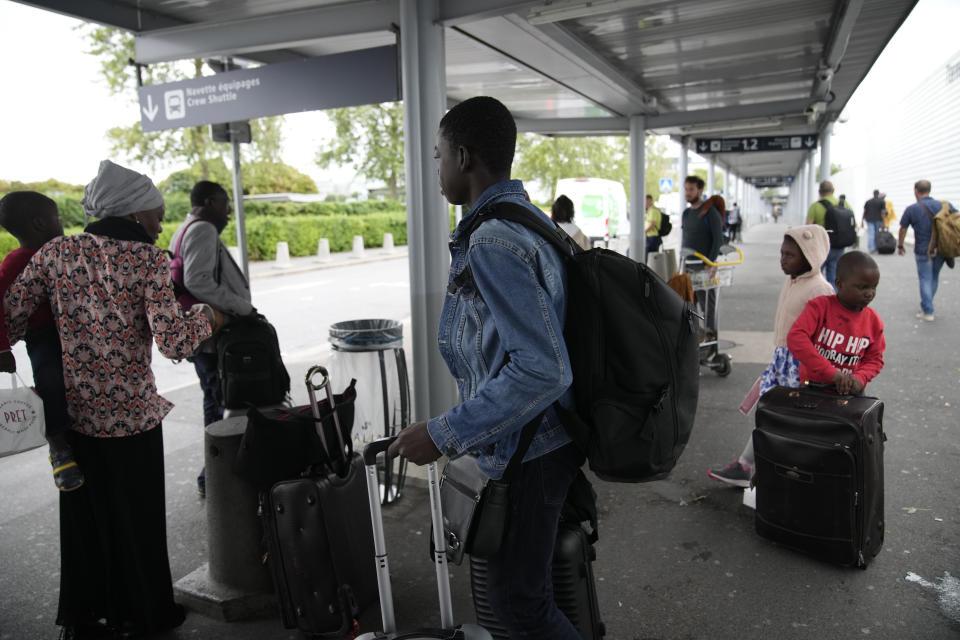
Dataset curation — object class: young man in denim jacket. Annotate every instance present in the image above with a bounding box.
[388,96,584,638]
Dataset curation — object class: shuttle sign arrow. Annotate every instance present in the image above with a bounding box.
[137,45,399,132]
[141,95,158,122]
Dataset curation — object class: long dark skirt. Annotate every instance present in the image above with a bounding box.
[57,426,182,633]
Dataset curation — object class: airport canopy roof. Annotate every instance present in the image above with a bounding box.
[19,0,917,180]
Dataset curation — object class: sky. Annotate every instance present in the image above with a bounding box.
[0,0,958,190]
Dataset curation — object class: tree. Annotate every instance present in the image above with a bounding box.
[513,134,674,201]
[315,102,405,200]
[81,25,284,178]
[691,168,727,194]
[158,159,317,195]
[242,162,318,194]
[815,163,843,182]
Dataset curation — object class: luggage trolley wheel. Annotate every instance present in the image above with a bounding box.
[711,353,732,377]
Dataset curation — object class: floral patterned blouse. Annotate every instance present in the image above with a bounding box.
[3,233,212,438]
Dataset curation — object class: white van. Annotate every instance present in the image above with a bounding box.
[554,177,629,243]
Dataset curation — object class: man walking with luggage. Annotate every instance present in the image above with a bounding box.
[897,179,958,322]
[862,189,886,254]
[388,96,584,639]
[169,181,255,496]
[806,180,850,289]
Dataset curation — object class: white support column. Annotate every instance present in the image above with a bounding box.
[724,169,730,199]
[678,137,689,216]
[400,0,457,421]
[820,122,832,186]
[707,156,716,195]
[798,158,808,217]
[807,150,817,213]
[629,115,646,263]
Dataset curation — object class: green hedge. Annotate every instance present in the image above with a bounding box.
[0,211,413,263]
[0,207,462,263]
[221,212,409,260]
[241,199,404,217]
[33,195,405,226]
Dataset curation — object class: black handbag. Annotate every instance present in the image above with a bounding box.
[234,379,357,491]
[438,415,541,565]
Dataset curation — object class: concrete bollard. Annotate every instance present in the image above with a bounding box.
[173,416,274,621]
[316,237,331,262]
[351,235,365,258]
[382,232,394,254]
[273,241,292,269]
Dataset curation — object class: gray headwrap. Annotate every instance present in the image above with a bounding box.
[81,160,164,219]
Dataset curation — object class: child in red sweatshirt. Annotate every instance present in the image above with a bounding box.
[787,251,885,395]
[0,191,82,491]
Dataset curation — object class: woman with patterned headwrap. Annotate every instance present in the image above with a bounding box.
[3,160,222,640]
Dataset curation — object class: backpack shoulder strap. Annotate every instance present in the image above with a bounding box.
[474,201,580,258]
[448,201,579,296]
[173,217,202,259]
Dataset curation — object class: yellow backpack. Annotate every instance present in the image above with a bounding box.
[925,200,960,259]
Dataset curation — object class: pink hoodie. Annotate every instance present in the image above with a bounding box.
[772,225,834,347]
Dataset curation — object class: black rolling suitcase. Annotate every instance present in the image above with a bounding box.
[357,437,492,640]
[753,385,885,568]
[470,523,605,640]
[876,228,897,254]
[469,470,605,640]
[263,366,378,638]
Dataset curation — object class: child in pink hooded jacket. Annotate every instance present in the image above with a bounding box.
[708,224,834,487]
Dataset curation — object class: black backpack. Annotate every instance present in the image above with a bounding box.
[455,202,701,483]
[216,314,291,409]
[658,213,672,237]
[821,199,857,249]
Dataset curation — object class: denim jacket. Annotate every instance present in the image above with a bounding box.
[427,180,574,479]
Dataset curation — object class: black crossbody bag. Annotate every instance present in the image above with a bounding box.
[438,414,541,565]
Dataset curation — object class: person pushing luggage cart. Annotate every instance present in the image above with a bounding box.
[680,244,744,376]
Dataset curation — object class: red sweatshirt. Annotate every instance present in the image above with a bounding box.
[787,294,885,388]
[0,248,53,351]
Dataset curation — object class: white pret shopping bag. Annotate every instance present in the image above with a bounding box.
[0,373,46,457]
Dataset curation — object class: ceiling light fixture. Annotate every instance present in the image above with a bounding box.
[680,118,783,136]
[527,0,652,25]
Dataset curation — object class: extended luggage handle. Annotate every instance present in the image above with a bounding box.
[305,365,351,473]
[361,437,456,633]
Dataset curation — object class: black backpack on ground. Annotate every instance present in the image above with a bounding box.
[216,314,291,409]
[658,213,672,237]
[821,199,857,249]
[453,202,701,483]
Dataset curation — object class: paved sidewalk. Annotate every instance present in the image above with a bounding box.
[1,225,958,640]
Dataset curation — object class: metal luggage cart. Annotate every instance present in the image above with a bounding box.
[680,245,744,377]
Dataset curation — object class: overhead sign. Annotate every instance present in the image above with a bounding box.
[138,45,399,132]
[745,176,795,187]
[695,135,817,154]
[659,177,674,192]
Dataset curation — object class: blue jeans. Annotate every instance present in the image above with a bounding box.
[645,235,662,255]
[25,324,71,438]
[188,352,223,426]
[486,442,584,639]
[915,253,946,315]
[865,220,881,253]
[822,247,846,292]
